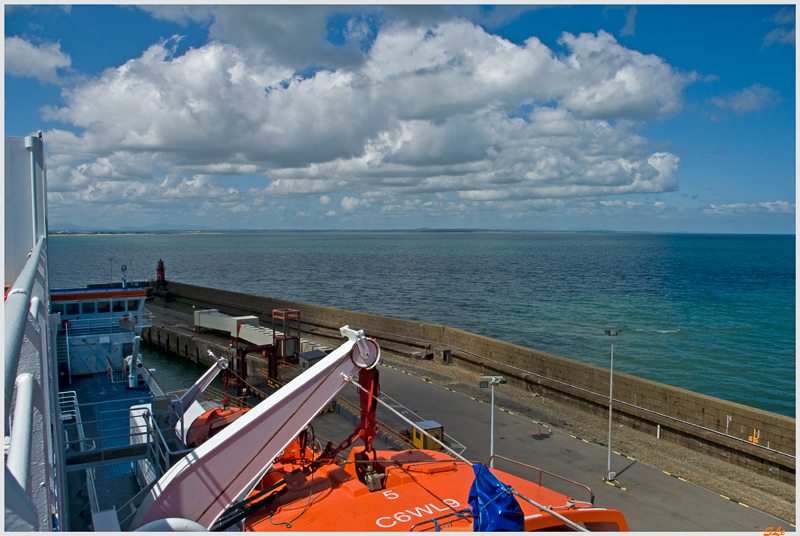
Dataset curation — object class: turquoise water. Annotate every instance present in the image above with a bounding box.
[49,231,796,417]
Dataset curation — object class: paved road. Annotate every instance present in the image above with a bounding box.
[335,362,792,532]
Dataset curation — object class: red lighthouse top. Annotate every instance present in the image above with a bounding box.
[157,259,165,282]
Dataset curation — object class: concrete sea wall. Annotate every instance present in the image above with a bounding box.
[164,281,795,484]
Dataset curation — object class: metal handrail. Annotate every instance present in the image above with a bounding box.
[69,393,180,413]
[60,395,187,456]
[201,384,257,408]
[61,309,154,336]
[116,408,197,528]
[6,374,35,491]
[59,392,95,452]
[105,356,127,383]
[116,474,162,530]
[86,468,100,514]
[339,324,796,460]
[140,408,195,459]
[63,316,130,335]
[487,455,594,505]
[336,396,415,449]
[408,508,473,531]
[4,236,46,431]
[64,334,72,384]
[58,391,76,421]
[4,233,56,531]
[141,307,154,325]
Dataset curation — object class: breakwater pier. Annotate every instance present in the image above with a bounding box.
[143,281,795,526]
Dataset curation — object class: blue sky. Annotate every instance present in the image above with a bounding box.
[4,5,796,233]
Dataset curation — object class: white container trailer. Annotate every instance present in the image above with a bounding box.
[193,309,259,338]
[236,324,275,347]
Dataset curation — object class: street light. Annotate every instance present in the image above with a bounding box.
[604,329,621,481]
[479,375,507,468]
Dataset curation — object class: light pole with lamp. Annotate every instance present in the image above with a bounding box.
[479,375,507,468]
[604,329,621,481]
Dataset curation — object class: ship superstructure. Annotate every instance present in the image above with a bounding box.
[51,286,151,381]
[4,135,228,531]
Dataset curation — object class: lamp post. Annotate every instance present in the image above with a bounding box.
[479,376,507,468]
[604,329,621,481]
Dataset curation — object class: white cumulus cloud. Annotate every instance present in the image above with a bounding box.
[38,9,698,227]
[704,201,795,215]
[341,196,370,212]
[5,36,71,84]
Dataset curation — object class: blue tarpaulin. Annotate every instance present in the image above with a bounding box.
[467,464,524,531]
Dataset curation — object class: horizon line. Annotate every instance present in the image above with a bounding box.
[47,228,796,236]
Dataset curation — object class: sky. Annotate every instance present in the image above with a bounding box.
[4,4,796,233]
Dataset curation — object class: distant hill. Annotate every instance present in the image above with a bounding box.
[117,223,217,231]
[49,222,93,232]
[49,222,217,232]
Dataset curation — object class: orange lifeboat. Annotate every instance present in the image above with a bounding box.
[138,332,628,532]
[186,406,249,447]
[238,445,628,532]
[207,363,628,532]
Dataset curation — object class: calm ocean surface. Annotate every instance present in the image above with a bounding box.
[48,231,795,417]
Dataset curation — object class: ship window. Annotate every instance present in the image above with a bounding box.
[82,302,96,314]
[65,303,79,315]
[127,299,141,311]
[112,300,126,312]
[97,301,111,313]
[52,303,65,315]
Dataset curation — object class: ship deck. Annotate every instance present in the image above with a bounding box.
[60,373,154,531]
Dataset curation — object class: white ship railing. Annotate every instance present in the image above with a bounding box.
[86,468,100,514]
[63,309,154,336]
[105,356,128,383]
[61,396,185,456]
[59,391,95,452]
[118,408,195,530]
[59,391,102,518]
[57,392,195,528]
[4,236,66,531]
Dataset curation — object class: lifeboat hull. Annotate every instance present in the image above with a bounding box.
[186,407,249,447]
[243,447,628,532]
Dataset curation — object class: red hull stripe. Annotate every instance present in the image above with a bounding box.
[51,289,147,301]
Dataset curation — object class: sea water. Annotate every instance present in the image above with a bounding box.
[48,231,796,417]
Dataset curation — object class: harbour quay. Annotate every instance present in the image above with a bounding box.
[157,281,794,483]
[141,281,795,524]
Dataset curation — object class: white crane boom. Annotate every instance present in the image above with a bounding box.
[130,326,380,529]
